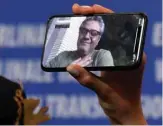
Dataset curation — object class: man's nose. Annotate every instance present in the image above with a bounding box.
[85,32,90,38]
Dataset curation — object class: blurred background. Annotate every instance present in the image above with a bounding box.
[0,0,162,125]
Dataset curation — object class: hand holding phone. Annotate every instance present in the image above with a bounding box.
[65,4,148,125]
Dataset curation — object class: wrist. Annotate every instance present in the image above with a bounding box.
[122,105,147,125]
[109,114,147,125]
[109,107,147,125]
[120,113,147,125]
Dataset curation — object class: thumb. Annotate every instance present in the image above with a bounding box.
[92,4,114,13]
[66,64,102,90]
[66,64,118,101]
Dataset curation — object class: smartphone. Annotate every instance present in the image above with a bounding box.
[41,13,148,72]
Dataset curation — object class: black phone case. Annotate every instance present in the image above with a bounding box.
[41,13,148,72]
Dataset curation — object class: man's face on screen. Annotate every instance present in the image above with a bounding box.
[77,20,101,56]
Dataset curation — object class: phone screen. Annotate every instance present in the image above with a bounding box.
[41,13,147,71]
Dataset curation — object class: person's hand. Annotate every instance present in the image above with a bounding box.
[66,4,147,125]
[23,99,51,125]
[16,80,50,125]
[71,55,93,67]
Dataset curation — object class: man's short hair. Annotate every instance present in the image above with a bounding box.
[80,16,105,34]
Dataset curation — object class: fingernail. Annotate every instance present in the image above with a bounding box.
[67,65,79,77]
[74,3,79,5]
[94,4,102,7]
[73,3,79,7]
[81,5,91,8]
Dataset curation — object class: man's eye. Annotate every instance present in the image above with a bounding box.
[91,31,98,36]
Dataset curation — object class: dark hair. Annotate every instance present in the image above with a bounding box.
[0,76,26,125]
[0,117,17,125]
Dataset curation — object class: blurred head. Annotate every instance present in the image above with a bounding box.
[0,76,26,125]
[77,16,105,56]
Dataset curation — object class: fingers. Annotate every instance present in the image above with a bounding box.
[35,106,51,124]
[23,99,40,114]
[72,3,94,14]
[92,4,114,13]
[72,3,80,14]
[72,57,81,64]
[82,59,93,67]
[135,52,147,78]
[66,64,119,101]
[35,114,51,124]
[38,106,49,115]
[79,57,92,66]
[67,64,105,92]
[28,112,50,125]
[140,52,147,71]
[72,3,114,15]
[24,98,51,125]
[72,56,92,67]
